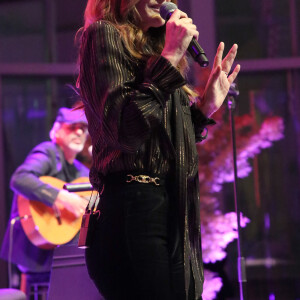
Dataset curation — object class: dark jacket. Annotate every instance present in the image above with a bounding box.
[1,141,89,272]
[79,21,214,299]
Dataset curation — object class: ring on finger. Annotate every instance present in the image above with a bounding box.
[222,70,228,76]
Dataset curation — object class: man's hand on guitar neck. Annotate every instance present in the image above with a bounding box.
[55,189,87,218]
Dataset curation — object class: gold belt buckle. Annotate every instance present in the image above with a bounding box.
[126,174,160,186]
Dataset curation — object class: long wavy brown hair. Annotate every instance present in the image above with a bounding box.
[78,0,197,97]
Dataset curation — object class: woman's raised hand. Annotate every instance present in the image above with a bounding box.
[199,42,241,117]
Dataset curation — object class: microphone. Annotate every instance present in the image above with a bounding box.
[10,215,31,225]
[63,182,94,192]
[228,82,239,97]
[160,2,209,67]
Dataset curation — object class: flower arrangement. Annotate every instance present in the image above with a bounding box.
[198,106,284,299]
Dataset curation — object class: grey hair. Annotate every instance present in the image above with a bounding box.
[49,122,62,142]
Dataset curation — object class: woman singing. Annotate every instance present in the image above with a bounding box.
[77,0,240,299]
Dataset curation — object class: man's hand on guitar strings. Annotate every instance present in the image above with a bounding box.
[55,189,87,218]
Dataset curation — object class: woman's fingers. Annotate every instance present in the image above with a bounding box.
[213,42,225,69]
[228,64,241,84]
[169,8,188,20]
[213,43,238,75]
[169,10,198,39]
[177,17,193,24]
[221,43,238,73]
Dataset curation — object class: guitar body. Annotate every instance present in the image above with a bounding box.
[17,176,91,250]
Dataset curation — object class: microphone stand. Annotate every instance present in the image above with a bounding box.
[227,83,247,300]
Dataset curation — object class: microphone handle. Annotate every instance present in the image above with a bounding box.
[63,182,94,192]
[188,38,209,67]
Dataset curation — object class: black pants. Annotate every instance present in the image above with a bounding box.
[85,181,195,300]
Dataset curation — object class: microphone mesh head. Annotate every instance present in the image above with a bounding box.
[160,2,178,20]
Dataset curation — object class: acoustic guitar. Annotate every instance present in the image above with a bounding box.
[17,176,92,250]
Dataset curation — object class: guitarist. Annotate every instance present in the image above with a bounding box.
[0,107,89,297]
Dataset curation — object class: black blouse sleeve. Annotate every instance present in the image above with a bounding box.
[190,102,216,142]
[79,21,186,153]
